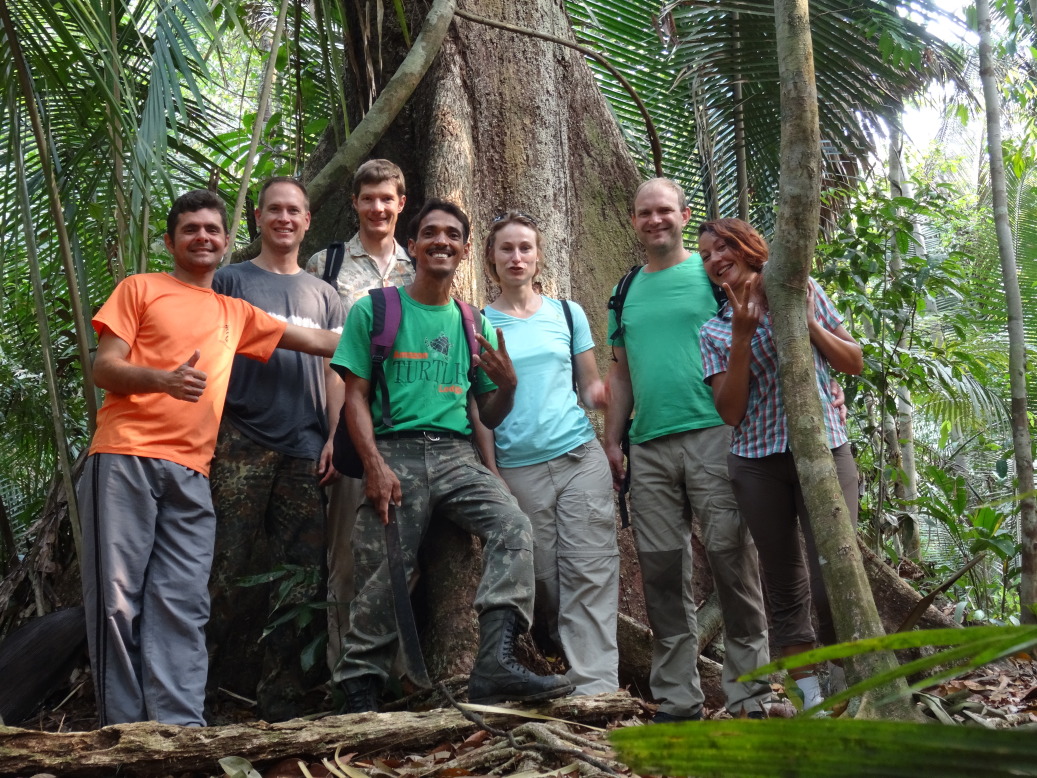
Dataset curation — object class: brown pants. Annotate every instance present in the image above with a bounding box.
[727,444,858,648]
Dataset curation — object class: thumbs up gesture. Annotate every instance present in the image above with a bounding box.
[168,350,207,402]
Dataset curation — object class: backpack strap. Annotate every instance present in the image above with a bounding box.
[560,298,577,394]
[606,267,642,527]
[368,286,403,429]
[322,241,346,286]
[606,265,642,361]
[455,299,482,383]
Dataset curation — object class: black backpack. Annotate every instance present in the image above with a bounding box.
[332,286,482,477]
[607,264,727,350]
[321,241,346,285]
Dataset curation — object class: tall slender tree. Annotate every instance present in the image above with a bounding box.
[768,0,920,719]
[975,0,1037,623]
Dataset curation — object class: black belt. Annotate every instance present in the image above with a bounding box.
[376,430,471,442]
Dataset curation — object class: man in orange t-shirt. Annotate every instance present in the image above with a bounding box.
[79,190,340,727]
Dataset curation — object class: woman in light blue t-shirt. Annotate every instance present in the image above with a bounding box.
[479,211,618,696]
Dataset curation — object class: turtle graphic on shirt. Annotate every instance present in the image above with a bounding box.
[426,332,451,359]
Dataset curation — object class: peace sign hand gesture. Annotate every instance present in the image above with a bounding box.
[724,275,764,344]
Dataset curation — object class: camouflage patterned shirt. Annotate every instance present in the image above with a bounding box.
[305,233,415,314]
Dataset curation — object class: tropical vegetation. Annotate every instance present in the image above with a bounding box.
[0,0,1034,742]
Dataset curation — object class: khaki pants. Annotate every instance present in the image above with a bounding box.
[629,425,773,716]
[500,440,619,695]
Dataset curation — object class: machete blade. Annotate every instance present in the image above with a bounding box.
[384,505,433,689]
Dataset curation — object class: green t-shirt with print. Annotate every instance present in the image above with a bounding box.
[608,256,724,445]
[333,289,497,436]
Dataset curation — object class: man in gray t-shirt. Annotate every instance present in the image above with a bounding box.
[304,159,414,672]
[207,177,345,722]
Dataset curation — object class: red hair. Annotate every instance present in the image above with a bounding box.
[698,218,768,271]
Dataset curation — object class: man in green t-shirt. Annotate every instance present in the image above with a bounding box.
[330,198,573,712]
[604,178,774,722]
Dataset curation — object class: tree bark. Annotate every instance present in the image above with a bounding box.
[976,0,1037,625]
[296,0,644,684]
[768,0,919,720]
[886,119,921,561]
[0,692,641,777]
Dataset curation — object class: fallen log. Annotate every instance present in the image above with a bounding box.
[858,541,961,632]
[0,690,642,777]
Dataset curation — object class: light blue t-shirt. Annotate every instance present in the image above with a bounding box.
[485,296,596,467]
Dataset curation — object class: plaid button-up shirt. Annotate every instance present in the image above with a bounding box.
[699,277,848,458]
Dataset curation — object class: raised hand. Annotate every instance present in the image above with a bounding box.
[724,274,764,344]
[168,350,207,402]
[473,328,517,391]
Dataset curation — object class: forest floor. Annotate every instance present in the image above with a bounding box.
[8,651,1037,778]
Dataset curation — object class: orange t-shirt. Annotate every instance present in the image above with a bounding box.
[89,273,288,476]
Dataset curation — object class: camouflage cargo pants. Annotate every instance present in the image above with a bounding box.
[208,419,327,721]
[334,434,534,685]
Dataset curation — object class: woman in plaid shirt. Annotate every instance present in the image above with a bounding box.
[697,218,863,711]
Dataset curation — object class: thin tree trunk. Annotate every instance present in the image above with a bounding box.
[226,0,291,251]
[732,13,749,220]
[0,0,99,433]
[0,493,14,577]
[886,120,921,561]
[976,0,1037,624]
[14,125,84,568]
[768,0,919,720]
[107,0,127,282]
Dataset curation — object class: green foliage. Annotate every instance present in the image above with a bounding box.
[809,163,1035,621]
[0,0,353,539]
[912,463,1022,622]
[610,718,1037,777]
[237,564,328,673]
[565,0,966,224]
[816,181,1006,430]
[746,625,1037,717]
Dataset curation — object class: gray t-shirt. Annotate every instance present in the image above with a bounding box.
[213,261,345,460]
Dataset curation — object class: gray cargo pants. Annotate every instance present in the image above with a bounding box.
[629,425,773,717]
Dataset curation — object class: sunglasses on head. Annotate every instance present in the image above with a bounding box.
[492,211,538,226]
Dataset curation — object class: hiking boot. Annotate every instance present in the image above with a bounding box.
[652,709,703,724]
[467,609,574,705]
[341,676,380,714]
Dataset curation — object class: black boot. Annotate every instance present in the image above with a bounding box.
[341,676,380,713]
[467,609,574,704]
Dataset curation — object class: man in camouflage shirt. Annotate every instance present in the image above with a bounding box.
[305,159,415,671]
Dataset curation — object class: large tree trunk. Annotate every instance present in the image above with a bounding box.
[768,0,918,720]
[976,0,1037,625]
[295,0,642,682]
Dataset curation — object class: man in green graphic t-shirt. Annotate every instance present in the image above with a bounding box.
[330,198,572,713]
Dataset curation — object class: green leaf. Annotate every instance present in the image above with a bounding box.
[611,719,1037,778]
[219,756,262,778]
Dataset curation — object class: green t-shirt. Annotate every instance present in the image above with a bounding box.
[608,256,724,444]
[333,289,497,436]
